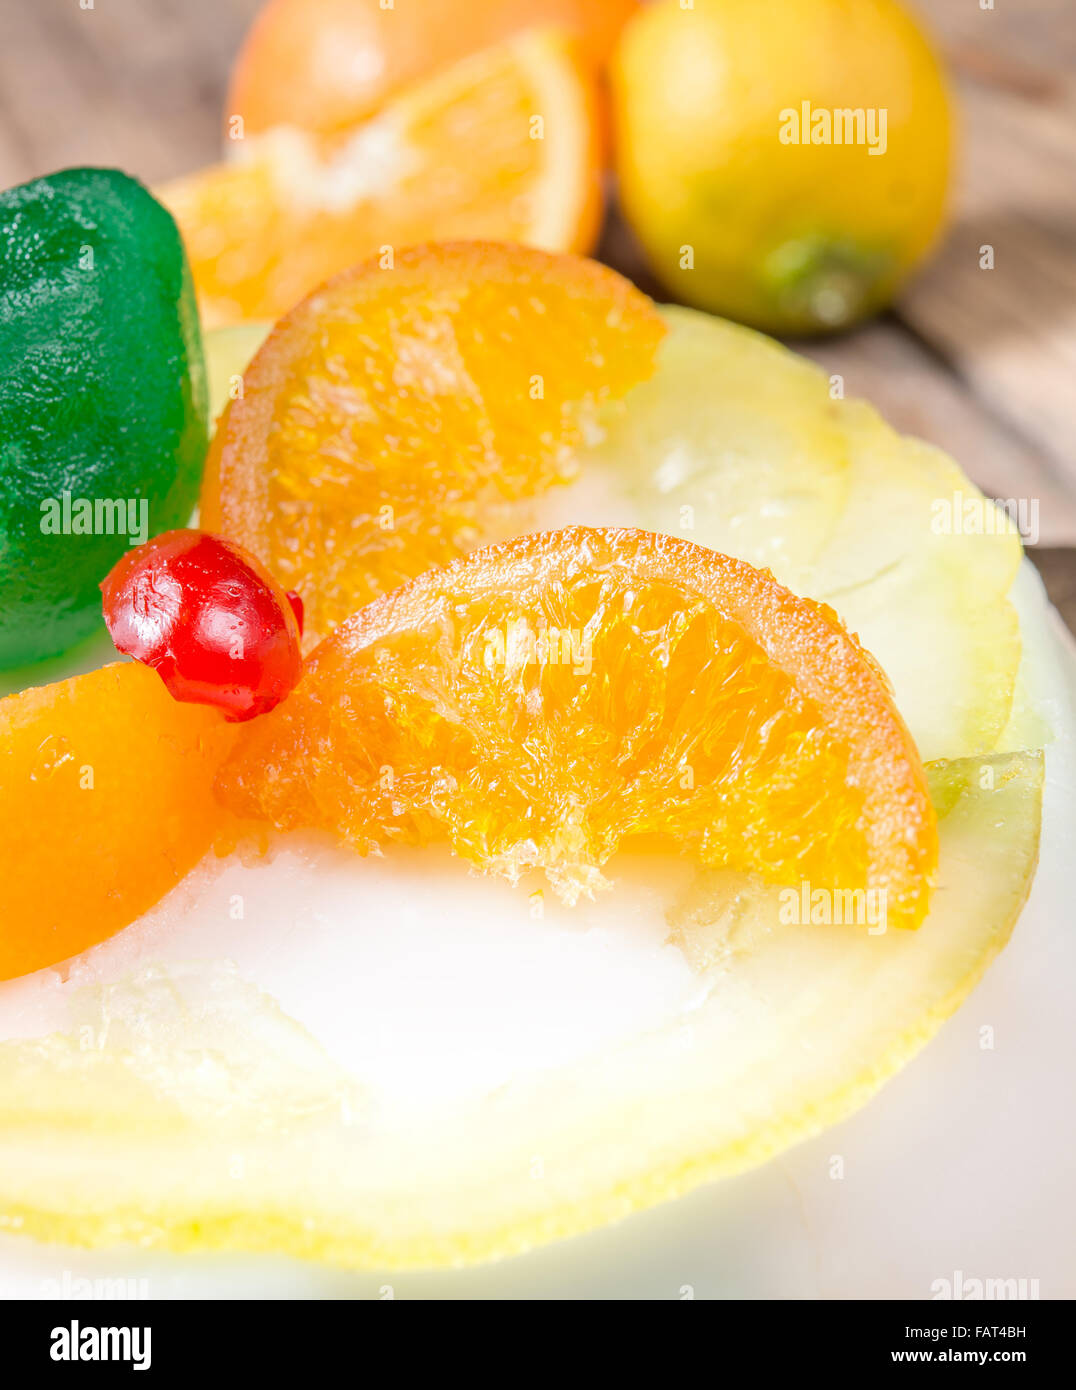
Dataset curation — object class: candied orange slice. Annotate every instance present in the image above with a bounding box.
[201,242,664,643]
[0,663,235,981]
[161,31,603,327]
[218,527,938,929]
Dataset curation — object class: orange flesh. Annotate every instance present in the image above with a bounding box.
[201,242,665,643]
[218,528,938,929]
[162,31,603,327]
[0,663,236,981]
[227,0,639,138]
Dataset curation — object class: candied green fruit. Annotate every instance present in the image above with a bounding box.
[0,167,208,668]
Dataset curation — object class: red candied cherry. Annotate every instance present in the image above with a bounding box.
[101,530,304,722]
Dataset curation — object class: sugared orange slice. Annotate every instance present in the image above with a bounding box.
[201,242,665,643]
[0,663,235,981]
[218,527,938,929]
[161,31,603,327]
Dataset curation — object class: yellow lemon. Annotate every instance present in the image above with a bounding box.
[612,0,954,334]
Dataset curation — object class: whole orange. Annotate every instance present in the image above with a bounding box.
[227,0,639,139]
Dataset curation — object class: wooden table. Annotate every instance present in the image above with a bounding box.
[2,0,1073,629]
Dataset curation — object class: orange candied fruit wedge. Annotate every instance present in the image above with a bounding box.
[0,663,236,981]
[217,527,938,929]
[200,241,666,644]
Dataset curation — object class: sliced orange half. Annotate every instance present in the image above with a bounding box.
[226,0,640,140]
[218,527,938,930]
[160,30,603,327]
[201,242,665,643]
[0,664,235,981]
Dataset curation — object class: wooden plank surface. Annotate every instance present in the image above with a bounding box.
[0,0,1073,632]
[898,1,1076,508]
[0,0,259,184]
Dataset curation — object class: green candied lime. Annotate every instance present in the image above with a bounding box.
[0,167,208,668]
